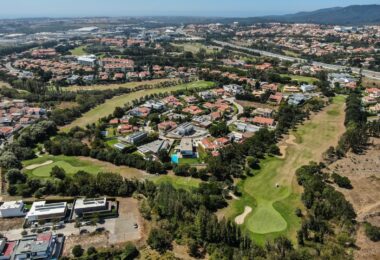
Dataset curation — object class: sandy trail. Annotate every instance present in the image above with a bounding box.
[235,206,252,225]
[25,160,53,170]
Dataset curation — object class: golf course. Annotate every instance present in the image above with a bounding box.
[23,155,148,179]
[61,80,214,131]
[225,95,346,244]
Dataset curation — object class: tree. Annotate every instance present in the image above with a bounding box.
[6,169,26,184]
[72,245,84,257]
[121,242,139,259]
[209,122,229,137]
[147,228,173,253]
[0,151,22,169]
[364,222,380,242]
[87,246,97,255]
[113,106,125,118]
[50,166,66,180]
[158,149,170,163]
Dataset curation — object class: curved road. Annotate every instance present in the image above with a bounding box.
[212,40,380,80]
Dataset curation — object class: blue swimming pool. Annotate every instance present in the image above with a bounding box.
[171,154,179,164]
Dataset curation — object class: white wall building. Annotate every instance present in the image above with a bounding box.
[0,201,25,218]
[26,201,67,222]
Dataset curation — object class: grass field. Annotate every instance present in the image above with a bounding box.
[70,45,88,56]
[172,43,221,54]
[280,74,319,84]
[23,155,146,179]
[224,95,346,245]
[151,175,201,190]
[0,81,11,89]
[65,78,177,92]
[61,81,215,131]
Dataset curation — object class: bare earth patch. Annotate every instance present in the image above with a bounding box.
[25,160,53,170]
[235,206,252,225]
[0,218,24,232]
[327,138,380,259]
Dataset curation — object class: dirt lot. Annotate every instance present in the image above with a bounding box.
[0,217,24,232]
[236,100,278,110]
[327,138,380,259]
[62,197,145,256]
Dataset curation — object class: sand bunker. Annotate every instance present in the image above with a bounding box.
[235,206,252,225]
[277,135,296,159]
[25,160,53,170]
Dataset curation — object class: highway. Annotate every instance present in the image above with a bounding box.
[212,40,380,80]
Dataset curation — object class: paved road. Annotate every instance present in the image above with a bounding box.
[212,40,380,80]
[226,97,244,126]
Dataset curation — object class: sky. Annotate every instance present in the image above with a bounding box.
[0,0,379,18]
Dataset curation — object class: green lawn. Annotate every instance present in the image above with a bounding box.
[70,45,88,56]
[23,155,102,178]
[61,81,215,131]
[65,78,177,92]
[151,175,201,190]
[224,96,346,245]
[23,154,145,179]
[280,74,319,84]
[179,157,200,165]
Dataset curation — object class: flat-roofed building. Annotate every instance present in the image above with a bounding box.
[0,201,25,218]
[12,232,61,260]
[126,131,147,144]
[77,55,97,66]
[180,138,194,157]
[74,197,107,215]
[25,201,67,223]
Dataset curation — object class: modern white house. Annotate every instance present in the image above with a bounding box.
[74,197,108,215]
[0,201,25,218]
[25,201,67,223]
[180,138,194,157]
[223,84,244,95]
[77,55,97,67]
[300,84,317,93]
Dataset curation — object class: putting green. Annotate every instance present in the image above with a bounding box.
[248,204,287,234]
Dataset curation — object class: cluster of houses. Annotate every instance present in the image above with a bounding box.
[0,197,115,259]
[0,98,46,140]
[10,53,200,84]
[364,88,380,116]
[234,23,378,68]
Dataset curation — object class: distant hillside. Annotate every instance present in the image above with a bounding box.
[262,5,380,25]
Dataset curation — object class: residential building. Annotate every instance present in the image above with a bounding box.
[74,197,107,215]
[138,139,171,155]
[0,201,25,218]
[252,116,275,127]
[180,138,194,157]
[175,122,194,136]
[126,131,147,144]
[25,201,67,223]
[11,233,62,260]
[253,108,273,118]
[77,55,97,67]
[223,84,244,95]
[300,84,317,93]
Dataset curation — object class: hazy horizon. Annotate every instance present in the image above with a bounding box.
[0,0,379,19]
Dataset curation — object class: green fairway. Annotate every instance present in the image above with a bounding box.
[70,45,88,56]
[64,78,177,92]
[151,175,201,190]
[280,74,319,84]
[61,81,215,131]
[23,155,145,179]
[225,96,346,244]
